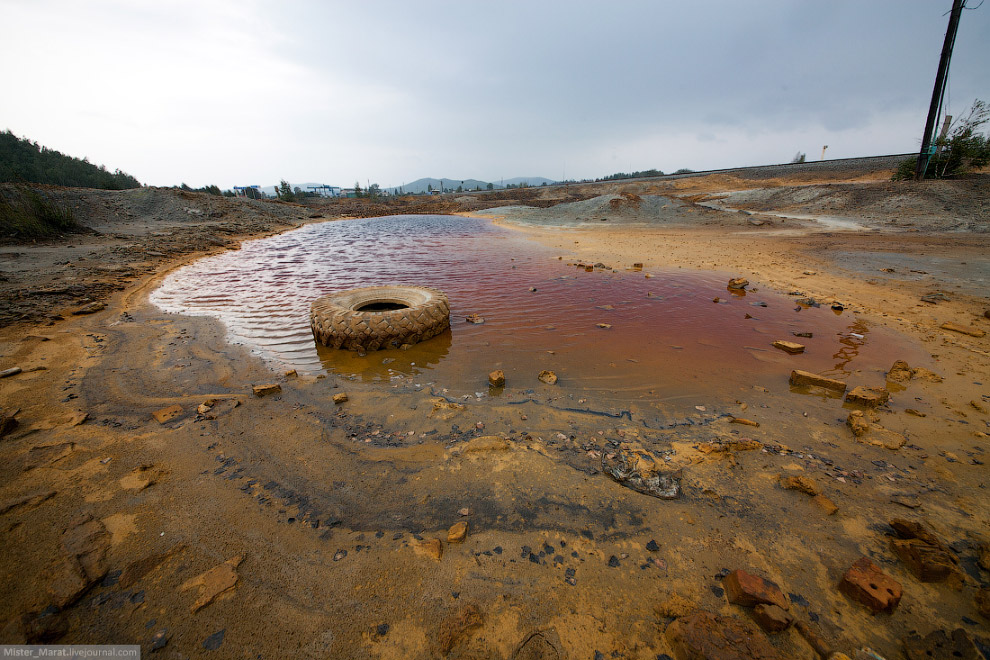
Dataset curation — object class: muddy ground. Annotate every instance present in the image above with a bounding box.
[0,162,988,659]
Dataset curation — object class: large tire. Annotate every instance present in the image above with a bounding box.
[310,285,450,351]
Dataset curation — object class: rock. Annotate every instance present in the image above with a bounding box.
[793,332,814,338]
[71,302,106,315]
[119,464,156,491]
[780,475,820,496]
[902,628,981,660]
[697,438,762,454]
[789,370,847,393]
[921,293,951,304]
[655,594,698,619]
[888,519,962,586]
[976,587,990,619]
[940,322,986,338]
[730,418,760,427]
[201,629,225,651]
[1,411,19,438]
[252,383,281,396]
[664,610,780,660]
[750,604,793,633]
[890,518,948,550]
[812,495,839,515]
[438,603,485,654]
[772,340,805,354]
[152,404,183,424]
[911,367,943,383]
[49,515,111,607]
[488,370,505,387]
[414,538,443,561]
[727,278,749,290]
[466,313,485,324]
[179,554,245,613]
[905,409,927,417]
[888,360,913,382]
[149,629,169,652]
[847,411,871,437]
[646,539,660,552]
[890,493,922,509]
[197,400,214,415]
[430,399,464,420]
[722,569,789,610]
[977,541,990,571]
[1,367,22,378]
[332,392,348,404]
[890,538,959,584]
[538,370,558,385]
[601,445,680,499]
[284,369,297,378]
[120,544,186,588]
[68,412,88,426]
[0,490,56,516]
[447,521,468,543]
[845,386,890,408]
[596,323,612,329]
[839,557,902,613]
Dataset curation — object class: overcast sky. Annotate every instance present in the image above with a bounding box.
[2,0,988,189]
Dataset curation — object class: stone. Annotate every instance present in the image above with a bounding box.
[838,556,902,613]
[655,594,698,619]
[976,587,990,619]
[430,399,464,420]
[252,383,281,396]
[902,628,981,660]
[49,515,111,607]
[602,445,680,499]
[0,490,56,516]
[722,569,788,610]
[646,539,660,552]
[664,611,780,660]
[538,370,558,385]
[447,521,468,543]
[149,629,169,652]
[977,541,990,571]
[596,323,612,329]
[727,278,749,290]
[72,302,106,315]
[911,367,943,382]
[940,322,985,338]
[488,370,505,387]
[179,554,244,613]
[730,417,760,427]
[284,369,297,378]
[750,604,793,633]
[1,367,22,378]
[437,603,484,654]
[889,518,947,550]
[332,392,348,404]
[811,495,839,515]
[152,405,183,424]
[789,370,847,393]
[888,360,913,382]
[197,401,214,415]
[890,538,959,583]
[846,411,871,437]
[772,340,805,354]
[120,544,186,589]
[780,475,820,496]
[845,386,890,408]
[414,538,443,561]
[465,313,485,324]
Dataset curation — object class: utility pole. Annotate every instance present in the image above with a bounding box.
[915,0,965,180]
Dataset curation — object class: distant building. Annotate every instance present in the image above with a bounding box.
[306,185,341,198]
[233,185,263,199]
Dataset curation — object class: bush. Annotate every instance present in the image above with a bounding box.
[0,186,83,239]
[896,99,990,180]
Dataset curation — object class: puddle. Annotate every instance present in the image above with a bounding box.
[151,215,927,414]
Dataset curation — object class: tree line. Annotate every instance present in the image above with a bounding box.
[0,130,141,190]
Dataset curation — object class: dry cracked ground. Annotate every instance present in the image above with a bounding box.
[1,162,989,659]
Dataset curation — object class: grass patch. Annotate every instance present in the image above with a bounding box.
[0,186,83,239]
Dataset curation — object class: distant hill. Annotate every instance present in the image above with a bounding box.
[0,130,141,190]
[388,176,556,194]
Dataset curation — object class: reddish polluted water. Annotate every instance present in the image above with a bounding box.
[151,215,927,416]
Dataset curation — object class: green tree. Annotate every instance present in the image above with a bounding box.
[486,182,494,190]
[895,99,990,180]
[367,183,381,198]
[354,181,363,198]
[277,179,295,202]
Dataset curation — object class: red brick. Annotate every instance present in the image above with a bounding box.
[839,556,902,614]
[722,569,788,610]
